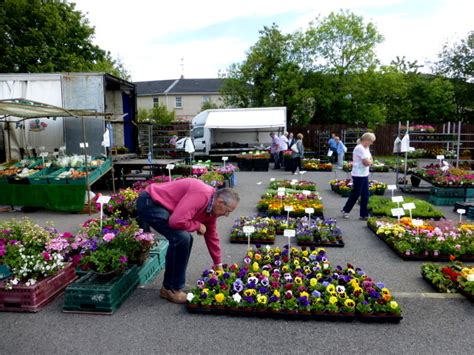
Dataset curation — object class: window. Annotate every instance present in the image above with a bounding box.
[152,97,159,107]
[193,127,204,139]
[175,96,182,108]
[202,95,210,104]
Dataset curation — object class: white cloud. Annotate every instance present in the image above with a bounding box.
[72,0,473,80]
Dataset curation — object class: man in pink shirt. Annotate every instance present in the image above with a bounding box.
[136,178,240,304]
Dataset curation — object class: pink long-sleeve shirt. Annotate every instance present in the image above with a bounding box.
[145,178,221,265]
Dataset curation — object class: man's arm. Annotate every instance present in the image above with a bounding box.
[203,219,222,266]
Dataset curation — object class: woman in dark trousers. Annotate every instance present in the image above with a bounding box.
[341,132,376,220]
[291,133,304,175]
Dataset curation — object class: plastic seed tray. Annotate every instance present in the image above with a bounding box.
[0,264,12,280]
[149,239,169,267]
[63,265,139,315]
[0,263,76,312]
[137,255,164,286]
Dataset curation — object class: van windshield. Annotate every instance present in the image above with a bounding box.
[193,127,204,139]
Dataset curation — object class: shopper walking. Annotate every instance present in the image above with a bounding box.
[270,132,281,169]
[291,133,305,175]
[328,133,337,163]
[136,178,239,303]
[335,136,347,169]
[341,132,375,220]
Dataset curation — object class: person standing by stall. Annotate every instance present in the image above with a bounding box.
[291,133,305,175]
[279,132,289,168]
[270,132,281,169]
[335,136,347,169]
[341,132,375,220]
[328,133,337,163]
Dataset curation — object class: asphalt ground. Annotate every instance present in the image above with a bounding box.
[0,169,473,355]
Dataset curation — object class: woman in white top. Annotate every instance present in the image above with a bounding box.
[341,132,376,220]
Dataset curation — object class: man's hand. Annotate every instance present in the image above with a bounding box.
[198,223,207,235]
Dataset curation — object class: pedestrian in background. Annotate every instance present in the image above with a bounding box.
[291,133,305,175]
[288,132,295,148]
[335,136,347,169]
[328,133,337,163]
[279,132,289,168]
[341,132,375,220]
[270,132,281,169]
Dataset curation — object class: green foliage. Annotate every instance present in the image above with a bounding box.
[148,105,175,124]
[367,196,444,218]
[137,108,149,122]
[200,101,220,111]
[0,0,129,79]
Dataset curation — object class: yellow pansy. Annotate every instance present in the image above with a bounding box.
[300,291,309,299]
[262,270,270,277]
[381,288,390,295]
[215,293,225,303]
[326,284,336,293]
[273,290,281,298]
[310,278,317,287]
[257,295,267,304]
[390,301,399,309]
[202,288,209,294]
[302,250,309,257]
[282,265,289,272]
[294,277,303,285]
[244,289,256,297]
[344,299,355,308]
[329,296,338,304]
[252,262,259,271]
[215,269,223,277]
[293,259,300,266]
[254,253,262,261]
[247,251,253,258]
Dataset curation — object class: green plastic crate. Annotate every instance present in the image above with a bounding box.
[431,187,474,198]
[28,167,58,185]
[63,265,138,314]
[137,255,164,285]
[0,265,12,280]
[149,239,169,267]
[67,167,101,185]
[428,195,464,206]
[47,168,70,184]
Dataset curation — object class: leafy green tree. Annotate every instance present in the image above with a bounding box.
[149,105,175,124]
[0,0,129,79]
[200,101,220,111]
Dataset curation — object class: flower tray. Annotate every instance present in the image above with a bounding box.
[457,288,474,303]
[0,263,76,312]
[420,272,450,294]
[368,225,474,262]
[0,264,12,280]
[229,237,275,245]
[296,239,345,248]
[149,238,169,268]
[62,265,138,315]
[138,255,164,286]
[356,313,403,323]
[261,211,324,219]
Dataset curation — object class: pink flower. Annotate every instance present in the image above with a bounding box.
[42,252,51,261]
[118,256,128,264]
[455,244,461,251]
[103,233,116,242]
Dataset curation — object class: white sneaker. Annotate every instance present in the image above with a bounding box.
[341,210,349,219]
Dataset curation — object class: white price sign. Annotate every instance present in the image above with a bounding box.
[305,208,315,214]
[97,195,111,204]
[270,178,276,182]
[277,187,286,192]
[277,191,285,197]
[387,185,397,191]
[391,208,405,217]
[284,206,293,212]
[39,152,49,158]
[283,229,296,238]
[302,190,311,196]
[436,155,445,160]
[243,226,255,235]
[403,202,416,210]
[457,209,466,214]
[392,196,404,203]
[166,164,175,170]
[79,142,89,148]
[412,219,424,227]
[221,156,228,161]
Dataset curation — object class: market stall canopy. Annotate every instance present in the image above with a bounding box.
[0,98,112,120]
[202,107,286,129]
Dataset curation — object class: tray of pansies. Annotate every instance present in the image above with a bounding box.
[421,262,474,301]
[367,217,474,261]
[329,179,386,197]
[414,165,474,187]
[296,217,344,247]
[186,246,402,322]
[230,216,277,244]
[257,195,324,218]
[343,161,389,173]
[302,159,333,172]
[269,179,318,192]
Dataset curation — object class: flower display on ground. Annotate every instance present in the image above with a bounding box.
[269,180,317,191]
[187,246,402,321]
[0,218,71,289]
[367,196,444,219]
[368,217,474,260]
[329,179,387,196]
[295,217,343,246]
[415,164,474,187]
[302,159,333,171]
[237,151,271,160]
[421,261,474,300]
[97,188,139,219]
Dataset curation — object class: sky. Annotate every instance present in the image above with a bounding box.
[71,0,473,81]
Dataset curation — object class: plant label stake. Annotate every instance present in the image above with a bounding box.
[302,190,311,197]
[222,156,228,168]
[436,155,445,166]
[243,225,255,251]
[96,195,111,228]
[305,207,314,224]
[299,171,306,181]
[284,205,293,224]
[277,191,285,208]
[283,229,296,263]
[412,219,423,235]
[166,164,175,181]
[290,180,297,187]
[392,195,404,209]
[457,209,466,223]
[402,202,416,219]
[270,178,276,182]
[391,207,405,222]
[39,151,48,166]
[387,185,397,197]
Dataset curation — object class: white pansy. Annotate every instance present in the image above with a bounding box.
[232,293,242,303]
[467,274,474,282]
[186,293,194,302]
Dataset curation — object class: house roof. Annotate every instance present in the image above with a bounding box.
[135,78,224,96]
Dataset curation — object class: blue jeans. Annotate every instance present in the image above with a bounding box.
[272,152,280,169]
[136,192,193,290]
[342,176,369,218]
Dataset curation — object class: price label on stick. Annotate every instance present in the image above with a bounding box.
[277,191,285,197]
[284,206,293,212]
[243,226,255,235]
[403,202,416,210]
[166,164,175,170]
[97,195,111,204]
[436,155,445,160]
[392,196,404,203]
[305,208,314,214]
[412,219,423,227]
[391,208,405,217]
[283,229,296,238]
[221,157,228,161]
[457,209,466,215]
[302,190,311,196]
[270,178,276,182]
[39,152,48,158]
[278,187,286,192]
[387,185,397,191]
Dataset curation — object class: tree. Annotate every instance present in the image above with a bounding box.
[148,105,175,124]
[0,0,129,79]
[200,101,220,112]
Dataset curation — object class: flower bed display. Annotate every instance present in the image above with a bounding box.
[237,151,270,172]
[230,216,277,244]
[257,194,324,217]
[269,180,317,191]
[330,179,387,197]
[415,165,474,187]
[100,188,139,220]
[421,262,474,301]
[186,246,402,322]
[199,171,224,188]
[368,217,474,261]
[368,196,444,219]
[296,218,344,247]
[302,159,333,171]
